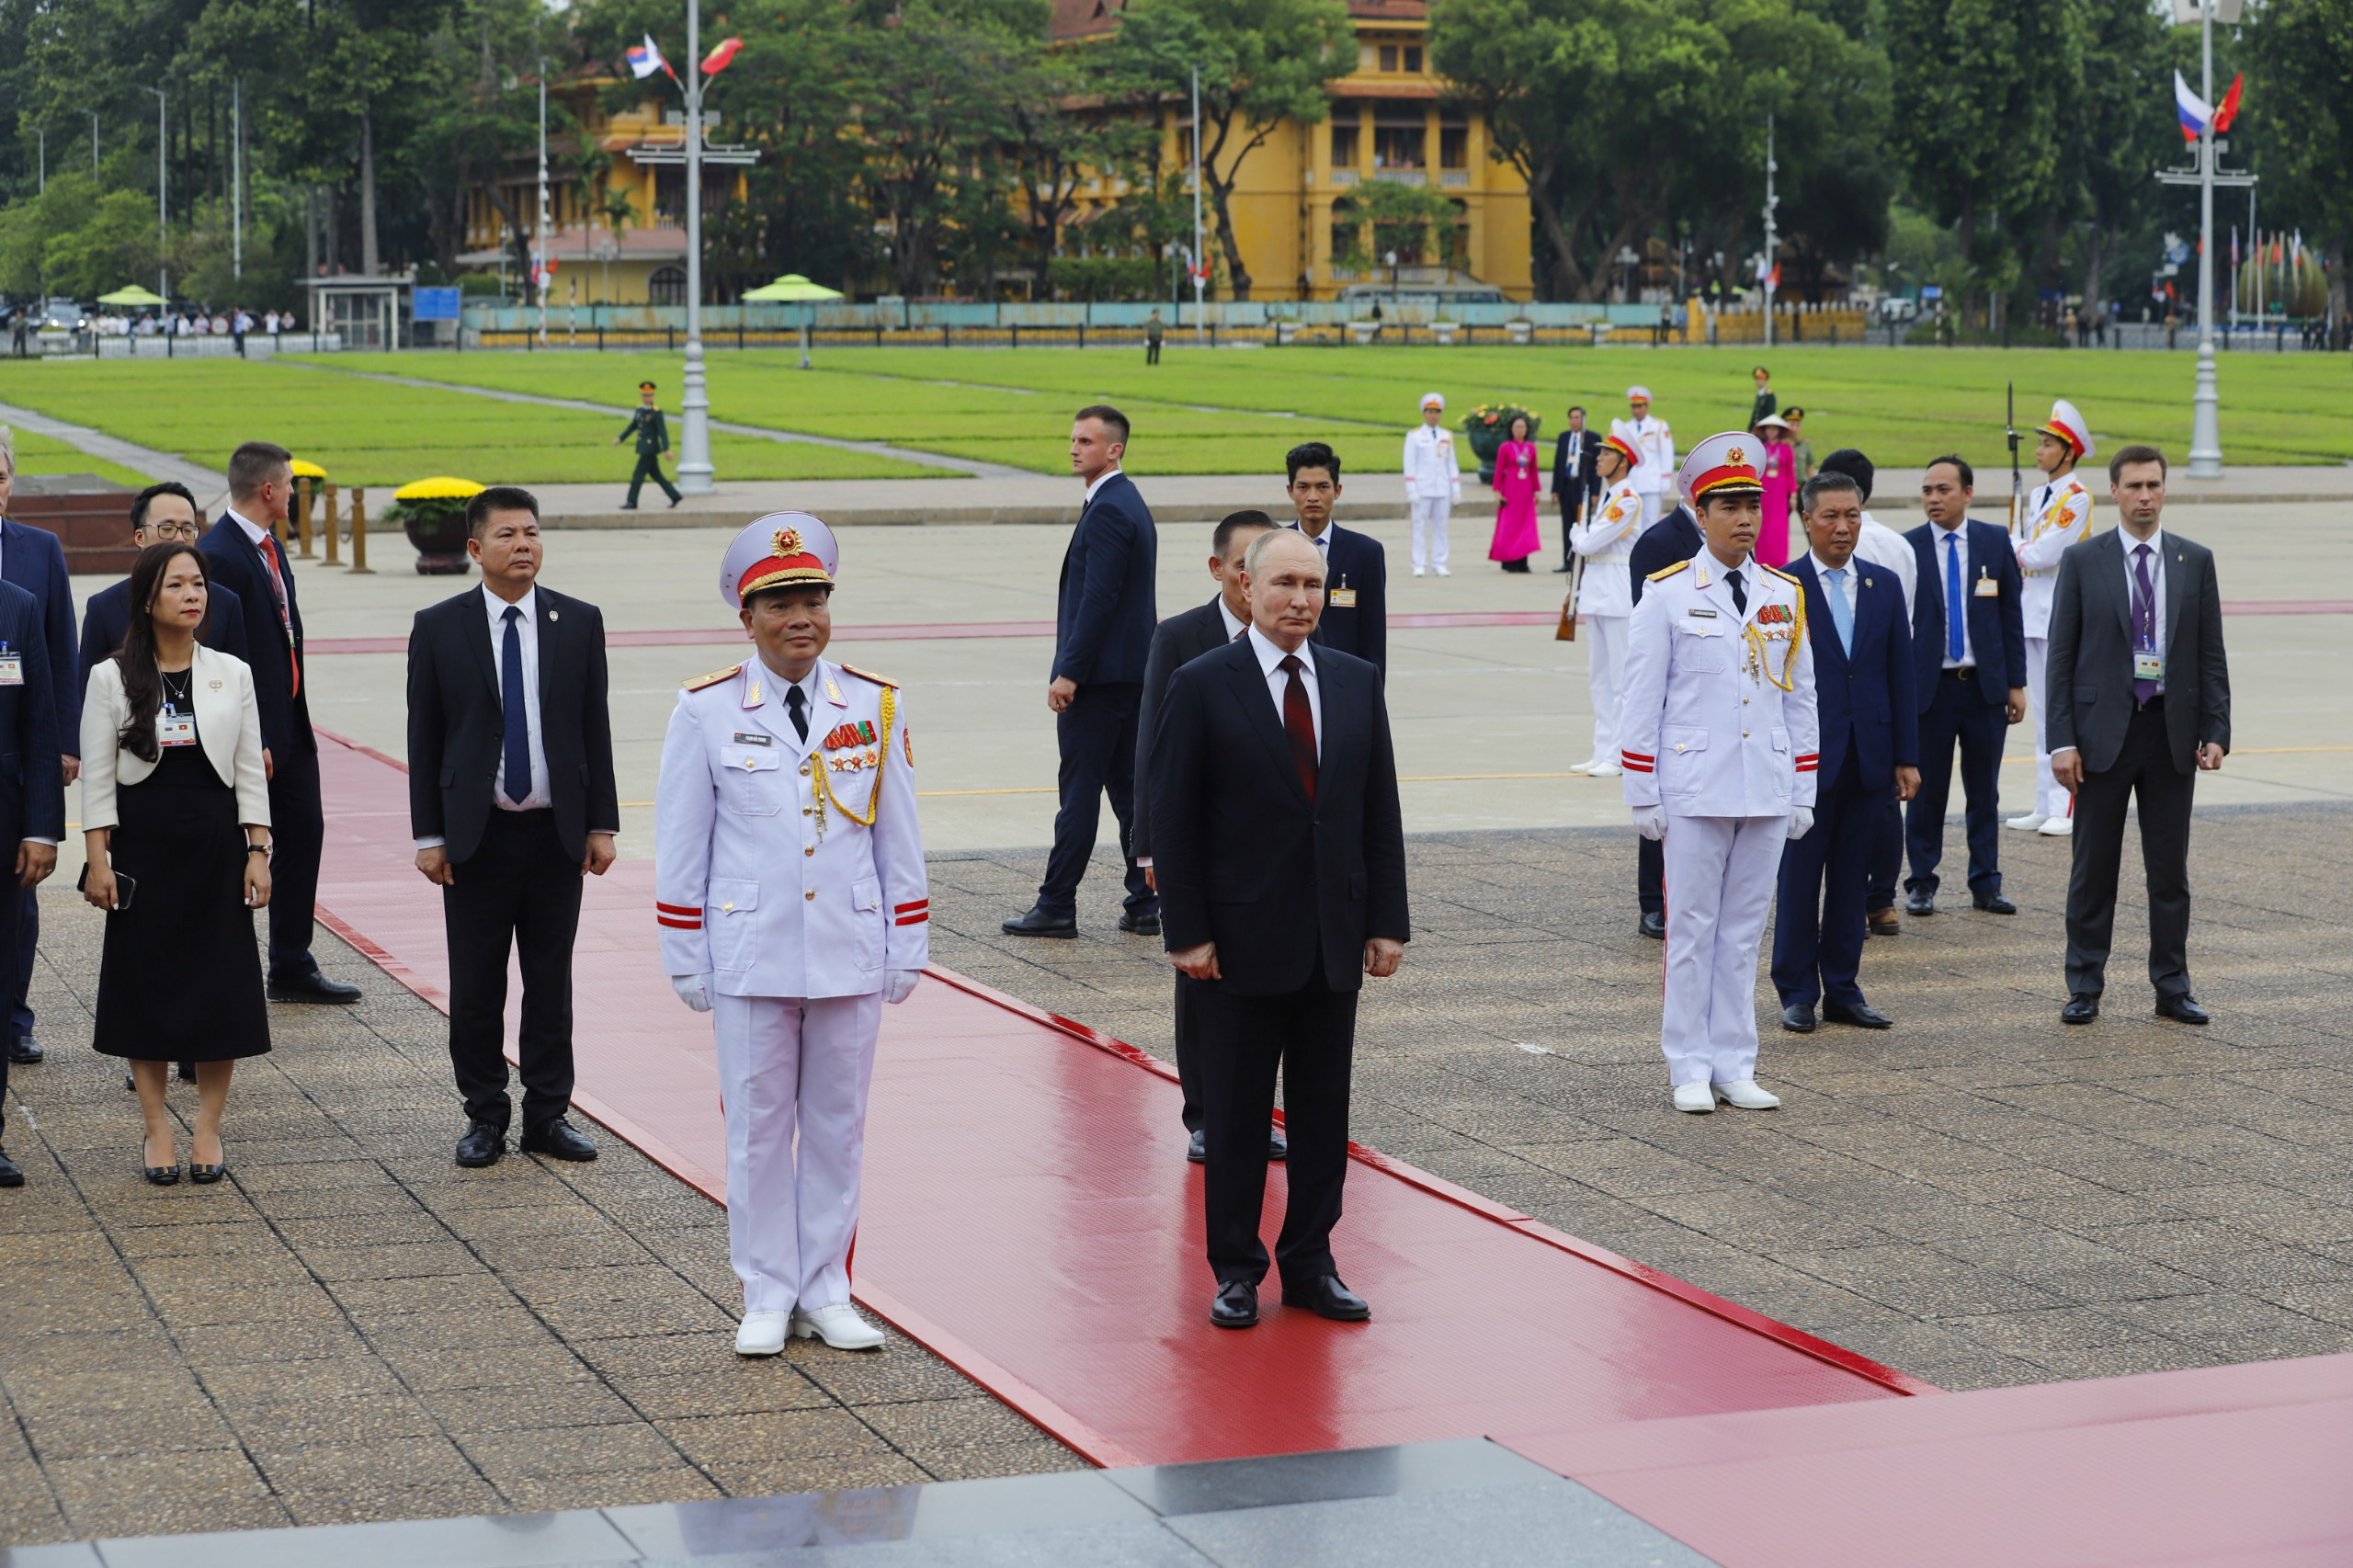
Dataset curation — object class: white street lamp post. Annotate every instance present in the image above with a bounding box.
[537,62,550,345]
[677,0,716,494]
[145,88,166,300]
[1189,64,1205,345]
[1762,113,1779,349]
[2186,0,2223,478]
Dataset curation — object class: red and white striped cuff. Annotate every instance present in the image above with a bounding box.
[1793,753,1820,773]
[1620,749,1655,774]
[894,898,930,928]
[655,900,701,931]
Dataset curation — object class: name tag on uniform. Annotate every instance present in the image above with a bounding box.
[1973,574,2000,597]
[1329,589,1358,608]
[0,654,19,687]
[158,710,196,748]
[731,733,772,746]
[2133,651,2165,681]
[1687,608,1718,619]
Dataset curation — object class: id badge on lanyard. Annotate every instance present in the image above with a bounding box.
[0,642,20,687]
[158,703,197,748]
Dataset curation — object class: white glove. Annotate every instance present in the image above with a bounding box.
[671,973,713,1013]
[1786,808,1814,840]
[1631,806,1666,842]
[881,969,921,1006]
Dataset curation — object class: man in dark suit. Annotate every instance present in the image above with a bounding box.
[2046,446,2230,1026]
[1006,405,1158,937]
[1624,499,1703,939]
[407,486,619,1166]
[1904,455,2027,916]
[0,442,77,1068]
[1773,472,1919,1032]
[1550,405,1600,573]
[0,576,62,1187]
[1281,442,1387,674]
[199,440,361,1004]
[1151,527,1408,1328]
[1132,510,1286,1165]
[78,483,251,702]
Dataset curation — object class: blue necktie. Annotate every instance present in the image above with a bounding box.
[1943,532,1965,663]
[500,605,530,805]
[1824,566,1853,656]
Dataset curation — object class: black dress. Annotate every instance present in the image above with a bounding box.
[91,672,271,1062]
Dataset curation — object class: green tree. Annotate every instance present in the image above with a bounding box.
[2245,0,2353,324]
[2049,0,2169,312]
[1329,178,1461,273]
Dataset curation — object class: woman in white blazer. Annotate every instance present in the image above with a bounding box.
[82,542,273,1186]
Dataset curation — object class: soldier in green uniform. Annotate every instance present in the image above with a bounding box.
[616,379,682,510]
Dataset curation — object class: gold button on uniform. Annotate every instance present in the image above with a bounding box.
[800,763,811,776]
[805,890,816,901]
[803,846,814,857]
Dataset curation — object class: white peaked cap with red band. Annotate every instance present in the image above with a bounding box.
[2039,399,2095,460]
[720,511,839,608]
[1677,430,1767,506]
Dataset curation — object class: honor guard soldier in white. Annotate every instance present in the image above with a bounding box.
[1567,433,1646,778]
[1611,385,1677,528]
[2011,399,2097,837]
[1401,392,1461,577]
[1620,433,1820,1113]
[654,512,928,1357]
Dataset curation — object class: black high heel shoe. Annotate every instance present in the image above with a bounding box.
[142,1143,181,1186]
[188,1163,227,1185]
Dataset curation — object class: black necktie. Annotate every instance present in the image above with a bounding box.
[1727,568,1746,615]
[786,684,809,743]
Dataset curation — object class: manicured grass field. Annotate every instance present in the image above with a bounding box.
[0,359,962,487]
[6,427,154,490]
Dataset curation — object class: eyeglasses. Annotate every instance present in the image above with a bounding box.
[140,522,201,542]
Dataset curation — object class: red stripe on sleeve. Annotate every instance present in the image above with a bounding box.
[893,900,929,915]
[894,912,930,926]
[656,915,702,930]
[1621,751,1655,764]
[655,901,700,916]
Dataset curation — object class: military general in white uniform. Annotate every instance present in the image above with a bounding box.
[1620,433,1820,1113]
[656,513,928,1356]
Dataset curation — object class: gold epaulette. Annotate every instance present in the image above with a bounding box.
[835,661,899,689]
[682,664,743,692]
[1761,563,1802,587]
[1646,560,1690,583]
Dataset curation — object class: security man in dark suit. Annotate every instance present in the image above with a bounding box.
[0,445,77,1068]
[1150,528,1408,1329]
[1551,405,1601,573]
[1624,498,1703,939]
[1281,442,1387,674]
[408,485,620,1167]
[0,575,61,1187]
[1133,510,1286,1165]
[1904,455,2027,916]
[616,380,681,510]
[2046,445,2231,1026]
[1773,472,1919,1032]
[1006,404,1159,937]
[199,440,362,1004]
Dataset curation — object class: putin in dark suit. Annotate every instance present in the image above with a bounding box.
[1132,510,1286,1164]
[1773,472,1919,1031]
[1006,405,1158,937]
[1150,528,1409,1329]
[407,487,620,1167]
[1904,456,2027,916]
[1282,443,1387,674]
[2046,446,2231,1026]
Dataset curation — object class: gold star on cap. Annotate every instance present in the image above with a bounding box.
[773,527,804,557]
[1727,446,1746,465]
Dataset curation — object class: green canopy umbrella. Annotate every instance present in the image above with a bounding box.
[741,274,845,368]
[96,285,167,307]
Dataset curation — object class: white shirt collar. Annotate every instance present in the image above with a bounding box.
[1248,624,1313,677]
[225,507,272,549]
[483,585,536,625]
[1216,596,1247,642]
[755,656,821,712]
[2122,524,2164,561]
[1290,518,1332,547]
[1933,517,1967,539]
[1082,467,1123,506]
[1705,547,1752,575]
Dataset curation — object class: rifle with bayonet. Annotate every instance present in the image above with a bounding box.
[2006,380,2023,543]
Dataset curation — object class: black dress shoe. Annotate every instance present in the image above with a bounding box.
[1972,892,2018,915]
[177,1062,198,1083]
[521,1119,598,1161]
[142,1145,180,1186]
[1638,910,1666,940]
[1210,1278,1258,1328]
[1552,562,1575,574]
[1824,1001,1894,1029]
[2061,994,2101,1024]
[1868,908,1902,937]
[1001,906,1078,938]
[267,971,362,1005]
[2155,994,2211,1025]
[1267,1125,1288,1161]
[1280,1274,1370,1321]
[188,1163,227,1185]
[1779,1002,1817,1033]
[455,1122,506,1167]
[1118,909,1162,936]
[1905,889,1937,916]
[0,1147,22,1187]
[618,503,639,511]
[1186,1128,1207,1165]
[9,1035,40,1064]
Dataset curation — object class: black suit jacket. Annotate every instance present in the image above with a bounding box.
[0,580,63,839]
[2044,528,2230,775]
[1053,471,1157,687]
[77,578,250,753]
[1133,596,1235,862]
[1790,555,1919,796]
[1628,506,1703,607]
[404,585,620,864]
[1551,428,1600,515]
[1908,517,2028,708]
[198,517,314,757]
[1150,638,1408,996]
[1304,522,1387,673]
[0,518,77,756]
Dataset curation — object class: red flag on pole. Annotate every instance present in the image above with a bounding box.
[2213,73,2245,134]
[701,37,744,75]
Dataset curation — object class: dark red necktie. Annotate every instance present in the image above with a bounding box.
[1279,653,1318,803]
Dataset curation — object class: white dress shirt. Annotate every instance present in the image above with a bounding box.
[1217,597,1247,642]
[1247,624,1320,760]
[486,586,551,812]
[1081,466,1124,509]
[1852,513,1917,618]
[1930,521,1975,669]
[1290,518,1334,565]
[2121,526,2167,695]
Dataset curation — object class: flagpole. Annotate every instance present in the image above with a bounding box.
[676,0,715,496]
[1761,114,1778,350]
[2187,0,2223,479]
[536,62,549,347]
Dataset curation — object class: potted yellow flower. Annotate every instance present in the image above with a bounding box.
[385,476,483,575]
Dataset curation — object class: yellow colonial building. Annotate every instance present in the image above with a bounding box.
[1051,0,1534,302]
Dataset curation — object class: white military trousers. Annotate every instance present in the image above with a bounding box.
[1582,613,1630,765]
[1661,814,1788,1086]
[2024,637,2067,821]
[1410,494,1452,571]
[712,991,882,1314]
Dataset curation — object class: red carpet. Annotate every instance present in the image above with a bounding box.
[312,727,1922,1471]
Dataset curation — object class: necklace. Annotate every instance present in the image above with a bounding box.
[160,668,193,709]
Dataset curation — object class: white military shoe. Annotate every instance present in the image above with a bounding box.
[1672,1082,1716,1114]
[792,1302,886,1351]
[2038,815,2074,837]
[1568,758,1597,774]
[2005,812,2048,832]
[1713,1079,1781,1110]
[734,1310,790,1357]
[1586,762,1623,778]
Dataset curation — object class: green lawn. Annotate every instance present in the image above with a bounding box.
[6,427,155,490]
[311,344,2353,474]
[0,360,962,487]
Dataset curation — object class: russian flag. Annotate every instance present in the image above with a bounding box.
[2176,72,2211,142]
[627,33,667,80]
